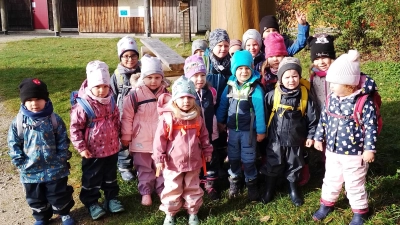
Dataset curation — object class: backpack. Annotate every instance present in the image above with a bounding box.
[16,112,58,140]
[70,91,115,128]
[267,78,310,127]
[129,87,169,113]
[325,91,383,135]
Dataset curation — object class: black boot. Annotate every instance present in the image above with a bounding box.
[246,179,259,202]
[205,177,220,200]
[288,182,304,206]
[261,176,277,204]
[228,176,242,199]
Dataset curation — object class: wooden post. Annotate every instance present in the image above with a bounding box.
[52,0,61,36]
[0,0,8,35]
[211,0,275,40]
[144,0,151,37]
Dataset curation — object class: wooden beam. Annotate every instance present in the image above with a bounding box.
[52,0,61,36]
[0,0,8,35]
[144,0,151,37]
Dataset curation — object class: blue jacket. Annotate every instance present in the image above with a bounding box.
[8,113,71,183]
[216,72,266,134]
[314,76,378,155]
[283,23,310,56]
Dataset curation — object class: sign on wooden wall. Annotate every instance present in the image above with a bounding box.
[118,0,151,17]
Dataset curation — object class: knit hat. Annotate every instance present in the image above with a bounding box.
[209,28,230,51]
[259,15,280,33]
[184,55,206,79]
[326,50,360,85]
[141,54,164,79]
[231,50,254,76]
[242,29,262,49]
[277,57,302,81]
[86,60,111,90]
[171,75,197,101]
[264,32,288,58]
[308,34,336,62]
[117,36,139,60]
[229,39,242,50]
[19,78,49,103]
[191,39,208,55]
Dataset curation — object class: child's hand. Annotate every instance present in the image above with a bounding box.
[80,150,92,158]
[205,156,212,162]
[217,123,226,132]
[257,133,266,142]
[156,163,164,171]
[362,151,375,163]
[314,141,323,151]
[295,11,307,25]
[305,139,314,147]
[121,140,130,147]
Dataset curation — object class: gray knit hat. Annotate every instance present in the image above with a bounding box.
[326,50,360,85]
[140,54,164,78]
[277,57,302,81]
[209,28,230,51]
[191,39,208,55]
[242,29,262,49]
[171,75,197,101]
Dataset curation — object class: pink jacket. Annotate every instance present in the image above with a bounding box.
[121,85,168,153]
[70,80,120,158]
[152,94,213,172]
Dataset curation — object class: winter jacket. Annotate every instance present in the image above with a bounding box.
[260,67,279,94]
[121,84,169,153]
[8,112,71,183]
[195,85,218,142]
[254,52,265,73]
[310,70,330,111]
[314,76,378,155]
[152,94,213,172]
[216,72,266,135]
[70,80,120,158]
[265,85,318,146]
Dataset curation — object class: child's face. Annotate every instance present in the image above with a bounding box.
[24,98,46,113]
[212,41,229,59]
[91,84,110,98]
[189,72,206,90]
[121,50,139,69]
[267,55,285,70]
[175,96,195,112]
[235,66,252,84]
[281,70,300,89]
[245,39,260,57]
[229,45,241,57]
[330,83,354,97]
[143,74,163,90]
[313,57,333,72]
[194,49,205,57]
[262,28,279,38]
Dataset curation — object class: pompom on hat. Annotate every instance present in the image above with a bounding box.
[326,50,360,86]
[19,78,49,103]
[117,36,139,60]
[86,60,111,90]
[171,75,197,101]
[184,55,207,79]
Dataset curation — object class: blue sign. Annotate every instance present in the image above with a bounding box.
[120,10,128,16]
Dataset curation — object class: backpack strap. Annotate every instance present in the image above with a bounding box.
[129,89,158,114]
[299,85,308,116]
[325,94,355,120]
[76,97,96,128]
[115,69,124,91]
[268,88,281,127]
[16,112,24,139]
[353,94,368,128]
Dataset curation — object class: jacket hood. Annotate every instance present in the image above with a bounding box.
[359,74,378,95]
[157,93,173,115]
[227,70,261,85]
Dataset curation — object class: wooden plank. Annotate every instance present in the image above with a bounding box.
[140,38,185,71]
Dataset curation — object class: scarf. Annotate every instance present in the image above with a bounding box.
[312,68,327,77]
[209,53,230,73]
[20,100,53,120]
[117,63,139,76]
[179,110,198,121]
[85,88,112,105]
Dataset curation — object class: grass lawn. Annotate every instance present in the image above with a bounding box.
[0,37,399,225]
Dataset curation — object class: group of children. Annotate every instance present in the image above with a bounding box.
[7,13,379,225]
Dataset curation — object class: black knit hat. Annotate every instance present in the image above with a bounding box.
[259,15,280,34]
[19,78,49,103]
[307,34,336,62]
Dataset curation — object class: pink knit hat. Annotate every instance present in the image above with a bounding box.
[264,33,288,58]
[86,60,110,90]
[184,55,207,79]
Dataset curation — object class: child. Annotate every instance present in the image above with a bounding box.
[120,55,168,206]
[184,55,219,200]
[312,50,378,225]
[229,39,242,57]
[70,61,124,220]
[216,50,266,201]
[261,57,318,206]
[242,29,264,71]
[153,76,213,225]
[308,33,336,110]
[259,12,309,56]
[111,36,141,182]
[8,78,75,225]
[192,39,208,57]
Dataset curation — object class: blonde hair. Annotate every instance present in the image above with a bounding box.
[170,100,201,119]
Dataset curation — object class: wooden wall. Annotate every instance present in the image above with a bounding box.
[77,0,199,34]
[7,0,32,30]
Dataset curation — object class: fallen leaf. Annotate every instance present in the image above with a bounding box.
[260,215,270,222]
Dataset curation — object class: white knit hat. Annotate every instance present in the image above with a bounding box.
[242,29,262,49]
[326,50,360,85]
[139,54,164,81]
[86,60,110,90]
[117,36,139,60]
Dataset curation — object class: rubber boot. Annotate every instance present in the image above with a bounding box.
[288,182,304,206]
[246,179,259,202]
[261,176,277,204]
[228,176,242,199]
[205,177,219,200]
[349,212,369,225]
